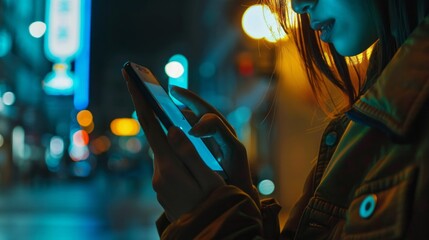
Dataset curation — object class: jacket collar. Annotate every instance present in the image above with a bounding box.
[347,16,429,141]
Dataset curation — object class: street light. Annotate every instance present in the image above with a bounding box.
[241,4,287,43]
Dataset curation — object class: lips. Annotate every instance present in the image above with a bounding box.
[310,19,335,42]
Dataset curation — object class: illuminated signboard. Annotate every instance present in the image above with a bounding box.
[44,0,82,61]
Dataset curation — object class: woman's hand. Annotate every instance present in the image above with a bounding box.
[171,87,260,206]
[123,70,225,221]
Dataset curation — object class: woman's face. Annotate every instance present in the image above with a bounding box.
[291,0,379,56]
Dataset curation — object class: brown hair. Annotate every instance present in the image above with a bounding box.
[264,0,429,115]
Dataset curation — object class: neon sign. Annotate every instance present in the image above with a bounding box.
[44,0,82,61]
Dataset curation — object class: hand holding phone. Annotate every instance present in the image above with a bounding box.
[123,61,261,218]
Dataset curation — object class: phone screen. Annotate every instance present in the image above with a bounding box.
[143,81,224,172]
[124,61,226,176]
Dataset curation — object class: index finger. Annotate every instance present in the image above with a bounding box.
[122,69,170,157]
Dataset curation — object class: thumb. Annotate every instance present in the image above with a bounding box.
[188,113,239,161]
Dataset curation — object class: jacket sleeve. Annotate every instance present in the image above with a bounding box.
[156,185,281,240]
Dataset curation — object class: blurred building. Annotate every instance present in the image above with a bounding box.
[0,0,52,186]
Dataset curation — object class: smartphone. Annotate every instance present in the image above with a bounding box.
[123,61,228,179]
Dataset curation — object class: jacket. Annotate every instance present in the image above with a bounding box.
[156,16,429,239]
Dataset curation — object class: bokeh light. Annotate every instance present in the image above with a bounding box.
[110,118,140,136]
[69,144,90,161]
[258,179,275,195]
[50,136,64,157]
[241,4,286,42]
[72,130,89,146]
[72,161,92,177]
[29,21,47,38]
[165,61,185,78]
[43,63,75,95]
[90,135,111,155]
[2,91,16,106]
[119,137,142,154]
[82,121,95,134]
[0,29,12,57]
[77,110,93,127]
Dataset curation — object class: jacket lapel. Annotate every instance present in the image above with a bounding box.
[348,16,429,141]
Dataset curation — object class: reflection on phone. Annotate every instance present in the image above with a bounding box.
[145,82,223,172]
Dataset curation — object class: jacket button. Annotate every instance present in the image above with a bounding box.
[359,194,377,219]
[325,131,338,146]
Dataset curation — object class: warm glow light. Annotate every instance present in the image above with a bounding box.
[72,130,89,146]
[241,4,286,42]
[90,135,111,154]
[165,61,185,78]
[110,118,140,136]
[82,121,95,134]
[347,45,375,65]
[77,110,93,127]
[242,5,268,39]
[260,6,287,42]
[285,0,298,27]
[29,21,46,38]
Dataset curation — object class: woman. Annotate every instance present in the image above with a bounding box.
[124,0,429,238]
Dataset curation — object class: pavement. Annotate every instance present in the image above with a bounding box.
[0,172,163,240]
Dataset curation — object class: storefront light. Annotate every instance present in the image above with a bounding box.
[43,63,75,95]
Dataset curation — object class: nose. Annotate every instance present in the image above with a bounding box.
[291,0,316,14]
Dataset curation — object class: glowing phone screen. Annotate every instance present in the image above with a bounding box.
[144,82,223,172]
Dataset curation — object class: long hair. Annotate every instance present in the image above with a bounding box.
[264,0,429,115]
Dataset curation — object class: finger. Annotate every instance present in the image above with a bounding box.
[189,114,254,197]
[170,86,216,116]
[188,113,239,160]
[167,126,224,189]
[182,110,224,161]
[153,161,199,197]
[122,70,170,157]
[170,86,236,136]
[181,109,199,126]
[156,195,176,221]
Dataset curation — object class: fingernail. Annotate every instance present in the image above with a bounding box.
[188,125,211,138]
[170,86,179,94]
[188,127,196,136]
[188,125,202,136]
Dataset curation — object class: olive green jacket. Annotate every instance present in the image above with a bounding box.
[157,16,429,239]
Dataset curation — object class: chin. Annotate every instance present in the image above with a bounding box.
[333,42,365,57]
[333,37,377,57]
